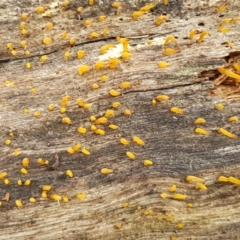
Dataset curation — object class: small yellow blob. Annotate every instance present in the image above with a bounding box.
[143,160,153,166]
[64,51,70,60]
[172,194,187,200]
[82,149,90,155]
[228,176,240,185]
[29,198,36,203]
[109,124,118,130]
[196,30,210,43]
[21,13,29,20]
[160,193,168,199]
[91,125,97,131]
[22,29,28,35]
[218,27,231,33]
[73,143,81,152]
[95,61,107,70]
[13,148,21,156]
[120,138,130,145]
[126,151,135,160]
[11,50,18,56]
[42,185,52,191]
[132,11,145,20]
[30,88,37,93]
[194,118,206,124]
[218,128,238,139]
[102,27,108,37]
[218,176,229,183]
[77,7,84,13]
[7,43,14,51]
[189,29,199,39]
[163,48,179,55]
[33,111,41,117]
[62,31,68,40]
[77,50,86,59]
[133,136,145,146]
[112,2,123,8]
[98,15,107,21]
[121,52,132,59]
[112,102,121,108]
[62,196,69,202]
[120,82,132,89]
[43,37,52,45]
[62,117,71,124]
[26,62,31,69]
[0,172,7,179]
[158,61,170,68]
[63,0,70,7]
[70,37,76,45]
[22,158,30,167]
[38,158,49,165]
[76,193,86,200]
[156,95,171,101]
[176,222,184,229]
[95,117,108,124]
[15,199,23,207]
[90,116,96,122]
[140,3,155,11]
[21,168,28,174]
[169,184,177,192]
[105,109,115,118]
[122,202,129,208]
[143,209,153,216]
[89,32,100,39]
[42,191,48,198]
[18,180,23,186]
[195,127,208,135]
[24,179,31,186]
[5,139,11,145]
[187,203,193,208]
[45,22,53,29]
[109,89,121,97]
[66,170,73,178]
[50,194,62,201]
[48,104,55,111]
[100,75,108,82]
[36,6,46,14]
[25,50,30,56]
[109,58,120,69]
[20,41,27,48]
[9,132,14,137]
[124,109,131,116]
[78,65,91,75]
[195,183,207,190]
[186,175,205,183]
[115,222,122,229]
[95,129,105,135]
[215,103,224,110]
[216,3,227,13]
[89,0,94,5]
[101,168,113,174]
[60,107,67,114]
[78,127,87,134]
[4,179,10,185]
[40,55,47,62]
[170,107,184,114]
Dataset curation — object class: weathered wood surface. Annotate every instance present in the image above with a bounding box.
[1,0,240,239]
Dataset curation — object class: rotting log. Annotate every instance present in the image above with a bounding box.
[1,0,240,239]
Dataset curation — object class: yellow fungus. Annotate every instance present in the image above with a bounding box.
[7,43,14,51]
[194,118,206,124]
[62,196,69,202]
[63,0,70,7]
[66,170,74,178]
[172,194,186,200]
[77,127,87,134]
[158,61,170,68]
[89,0,94,5]
[43,37,52,45]
[124,109,131,116]
[187,203,193,208]
[120,82,132,89]
[83,19,94,27]
[15,199,23,207]
[5,139,11,145]
[218,128,238,139]
[21,168,28,174]
[195,183,207,190]
[45,22,53,29]
[25,50,30,56]
[42,185,52,191]
[137,206,142,210]
[26,62,31,69]
[228,176,240,185]
[73,143,81,152]
[228,116,238,122]
[22,158,30,167]
[24,179,31,186]
[143,209,153,216]
[133,136,145,146]
[102,27,108,37]
[233,63,240,73]
[62,117,71,124]
[91,125,97,131]
[156,95,171,101]
[38,158,49,165]
[13,148,21,156]
[9,132,14,137]
[176,222,184,229]
[4,179,10,185]
[18,180,23,186]
[62,31,68,40]
[122,202,129,208]
[112,102,120,108]
[109,124,118,130]
[95,129,105,135]
[217,67,240,81]
[69,37,76,45]
[215,103,224,110]
[90,116,96,122]
[132,11,145,20]
[40,55,47,62]
[218,176,229,183]
[20,21,26,30]
[115,222,122,229]
[76,193,86,200]
[89,32,100,39]
[50,194,62,201]
[29,198,36,203]
[165,35,178,45]
[78,65,91,75]
[105,109,115,118]
[216,3,227,13]
[98,15,107,21]
[11,50,17,56]
[82,148,90,155]
[163,0,169,5]
[101,168,113,174]
[140,3,155,11]
[21,13,29,21]
[143,160,153,166]
[30,87,36,93]
[218,27,231,33]
[195,127,208,135]
[163,48,179,55]
[95,61,107,70]
[21,29,28,35]
[120,138,130,145]
[109,89,121,97]
[64,51,70,60]
[155,15,168,25]
[48,104,55,111]
[112,2,124,8]
[152,99,157,105]
[186,175,204,183]
[126,151,135,160]
[20,41,27,48]
[169,185,177,192]
[189,29,199,39]
[77,50,86,59]
[121,52,132,59]
[170,107,184,114]
[42,191,48,198]
[77,7,84,13]
[36,6,45,14]
[100,44,116,54]
[95,117,108,124]
[0,172,7,179]
[197,30,210,43]
[59,107,67,114]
